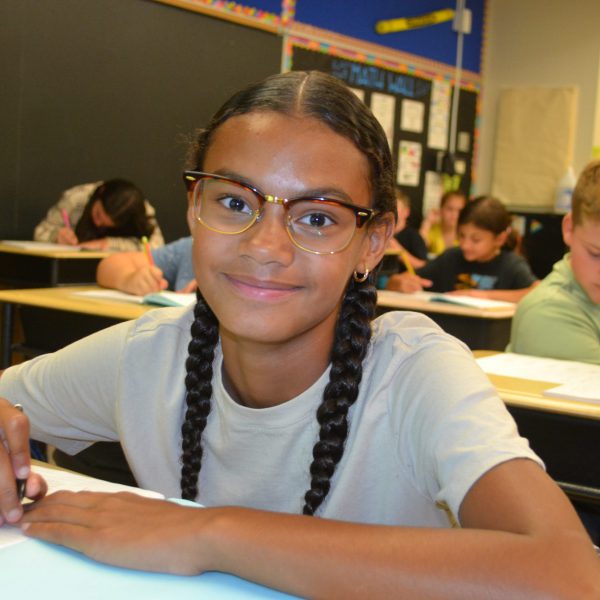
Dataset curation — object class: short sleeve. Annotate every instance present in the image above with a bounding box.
[389,334,543,522]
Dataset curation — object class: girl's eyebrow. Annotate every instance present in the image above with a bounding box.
[210,168,358,204]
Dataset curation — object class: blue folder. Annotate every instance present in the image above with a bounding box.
[2,537,300,599]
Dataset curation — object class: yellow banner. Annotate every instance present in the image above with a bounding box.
[376,8,455,34]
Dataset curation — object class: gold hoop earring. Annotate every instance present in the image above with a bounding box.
[353,268,370,283]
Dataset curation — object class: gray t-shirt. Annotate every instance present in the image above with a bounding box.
[0,310,541,526]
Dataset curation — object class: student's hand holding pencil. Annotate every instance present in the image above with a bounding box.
[0,399,48,525]
[122,265,168,296]
[385,272,433,293]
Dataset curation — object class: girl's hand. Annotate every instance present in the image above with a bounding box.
[385,273,432,293]
[57,227,79,245]
[21,491,213,575]
[0,399,47,525]
[423,208,440,226]
[122,265,168,296]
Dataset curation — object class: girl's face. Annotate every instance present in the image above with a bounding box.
[189,111,391,348]
[440,194,465,228]
[563,213,600,304]
[91,200,115,229]
[458,223,506,262]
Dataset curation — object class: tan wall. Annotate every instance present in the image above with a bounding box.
[476,0,600,196]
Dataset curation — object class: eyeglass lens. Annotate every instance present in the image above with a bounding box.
[193,177,359,253]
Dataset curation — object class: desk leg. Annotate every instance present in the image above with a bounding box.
[1,302,15,368]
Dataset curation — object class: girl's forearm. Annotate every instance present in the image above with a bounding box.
[203,506,598,600]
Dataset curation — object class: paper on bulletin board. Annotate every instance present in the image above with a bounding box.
[491,87,578,209]
[427,80,451,150]
[350,87,365,102]
[401,99,424,133]
[423,171,444,214]
[370,92,396,148]
[397,140,422,187]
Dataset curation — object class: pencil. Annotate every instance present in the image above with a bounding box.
[141,236,154,266]
[400,250,416,275]
[61,209,72,229]
[13,404,26,501]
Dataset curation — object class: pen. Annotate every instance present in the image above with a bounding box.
[400,250,416,276]
[13,404,26,501]
[61,208,72,230]
[141,236,154,266]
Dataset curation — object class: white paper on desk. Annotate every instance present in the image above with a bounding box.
[543,376,600,404]
[476,353,600,385]
[0,240,82,251]
[73,289,145,303]
[142,291,196,307]
[0,465,164,549]
[428,294,515,310]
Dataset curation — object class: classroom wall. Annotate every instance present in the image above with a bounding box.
[0,0,281,243]
[476,0,600,196]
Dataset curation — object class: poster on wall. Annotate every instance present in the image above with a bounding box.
[400,99,424,133]
[422,170,444,215]
[397,140,422,186]
[370,92,396,148]
[427,80,451,150]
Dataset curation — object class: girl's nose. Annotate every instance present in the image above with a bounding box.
[240,205,295,265]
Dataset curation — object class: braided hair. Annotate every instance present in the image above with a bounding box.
[180,71,396,511]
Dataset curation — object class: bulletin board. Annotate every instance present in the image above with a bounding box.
[288,42,479,223]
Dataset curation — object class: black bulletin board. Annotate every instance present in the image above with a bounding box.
[0,0,282,243]
[290,46,478,225]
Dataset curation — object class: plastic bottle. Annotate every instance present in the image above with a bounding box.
[554,166,576,214]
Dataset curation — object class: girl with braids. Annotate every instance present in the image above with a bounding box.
[0,72,598,599]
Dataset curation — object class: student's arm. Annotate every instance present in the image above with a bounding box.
[385,272,432,293]
[33,199,78,245]
[21,458,600,598]
[419,208,439,245]
[387,238,427,270]
[96,252,167,296]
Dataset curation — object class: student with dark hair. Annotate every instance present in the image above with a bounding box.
[378,188,428,288]
[1,72,598,598]
[388,195,538,302]
[34,179,164,251]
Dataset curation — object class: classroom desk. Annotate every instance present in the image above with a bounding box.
[475,351,600,511]
[377,290,515,351]
[0,285,156,368]
[0,242,108,287]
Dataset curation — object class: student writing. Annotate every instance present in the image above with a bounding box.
[96,236,195,295]
[34,179,165,251]
[1,71,598,599]
[378,188,427,288]
[387,195,538,303]
[508,160,600,364]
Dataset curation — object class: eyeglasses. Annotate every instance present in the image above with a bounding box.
[183,171,376,255]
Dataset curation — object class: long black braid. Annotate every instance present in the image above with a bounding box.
[180,291,219,500]
[179,70,396,508]
[303,276,377,515]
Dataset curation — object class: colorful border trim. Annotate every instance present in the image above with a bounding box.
[152,0,281,32]
[285,34,480,92]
